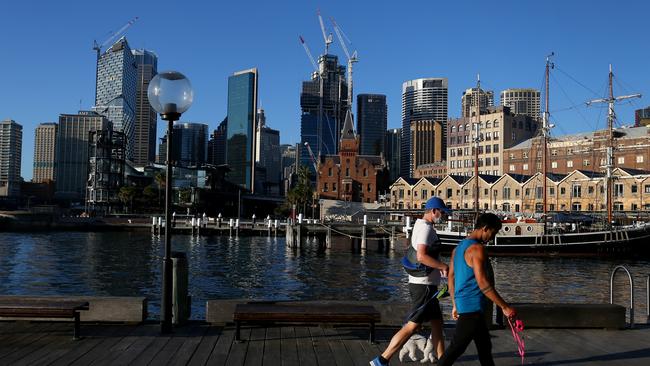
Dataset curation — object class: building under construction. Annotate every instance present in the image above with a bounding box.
[86,127,126,213]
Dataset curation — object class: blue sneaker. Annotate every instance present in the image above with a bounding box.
[370,356,388,366]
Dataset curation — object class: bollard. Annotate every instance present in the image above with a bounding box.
[326,226,332,249]
[171,252,191,325]
[197,218,201,236]
[274,219,279,237]
[267,220,272,237]
[361,226,367,250]
[390,226,396,251]
[235,219,240,237]
[229,219,234,237]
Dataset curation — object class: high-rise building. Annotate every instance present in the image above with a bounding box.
[280,143,299,195]
[410,120,444,171]
[300,55,349,175]
[500,88,541,119]
[635,106,650,127]
[357,94,387,156]
[55,111,110,200]
[384,128,401,182]
[226,68,258,192]
[461,88,494,118]
[93,37,137,160]
[157,135,167,165]
[86,126,126,211]
[0,119,22,197]
[132,49,158,167]
[401,78,448,177]
[33,123,57,183]
[255,109,281,195]
[208,117,227,165]
[173,122,209,167]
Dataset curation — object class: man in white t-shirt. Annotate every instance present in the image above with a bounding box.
[371,197,451,366]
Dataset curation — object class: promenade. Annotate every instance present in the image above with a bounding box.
[1,321,649,365]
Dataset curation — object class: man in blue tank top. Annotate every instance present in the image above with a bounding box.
[371,197,450,366]
[438,213,516,366]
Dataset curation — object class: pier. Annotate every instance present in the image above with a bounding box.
[1,321,649,365]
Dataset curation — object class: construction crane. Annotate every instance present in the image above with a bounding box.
[331,18,358,110]
[298,36,318,74]
[92,17,139,60]
[303,142,319,172]
[317,10,333,55]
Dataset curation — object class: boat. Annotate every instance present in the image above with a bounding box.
[435,56,650,256]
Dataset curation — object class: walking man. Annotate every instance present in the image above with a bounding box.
[438,213,516,366]
[370,197,450,366]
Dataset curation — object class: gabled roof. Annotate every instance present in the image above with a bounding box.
[447,175,471,185]
[617,167,650,176]
[416,176,443,186]
[478,174,501,184]
[506,173,533,184]
[575,169,606,179]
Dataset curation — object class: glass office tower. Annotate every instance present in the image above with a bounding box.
[357,94,387,156]
[226,68,258,192]
[132,49,158,167]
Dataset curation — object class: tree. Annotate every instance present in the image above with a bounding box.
[286,166,313,216]
[142,185,159,211]
[118,186,138,213]
[154,172,165,207]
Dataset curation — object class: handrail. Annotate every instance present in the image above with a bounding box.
[609,265,634,328]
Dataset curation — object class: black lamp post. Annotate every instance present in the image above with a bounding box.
[147,71,194,333]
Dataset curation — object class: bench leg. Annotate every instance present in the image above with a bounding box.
[369,322,376,344]
[235,321,241,342]
[73,312,81,340]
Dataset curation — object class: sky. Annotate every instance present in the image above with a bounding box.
[3,0,650,180]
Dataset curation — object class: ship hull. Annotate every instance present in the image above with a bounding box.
[436,224,650,257]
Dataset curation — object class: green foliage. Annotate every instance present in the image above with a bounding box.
[286,166,313,212]
[118,186,138,213]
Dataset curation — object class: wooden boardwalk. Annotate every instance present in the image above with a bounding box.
[0,321,649,365]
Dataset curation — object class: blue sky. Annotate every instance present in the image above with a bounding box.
[3,0,650,180]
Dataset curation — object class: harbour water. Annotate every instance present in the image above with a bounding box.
[0,231,647,322]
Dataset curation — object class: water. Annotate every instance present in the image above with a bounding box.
[0,232,647,323]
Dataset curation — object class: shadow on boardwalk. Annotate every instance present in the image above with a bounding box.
[0,321,649,365]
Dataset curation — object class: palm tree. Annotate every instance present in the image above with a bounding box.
[154,172,165,207]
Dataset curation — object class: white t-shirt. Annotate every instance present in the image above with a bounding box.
[408,218,442,285]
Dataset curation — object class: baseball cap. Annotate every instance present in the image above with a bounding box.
[424,197,452,213]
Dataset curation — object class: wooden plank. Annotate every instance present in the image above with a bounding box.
[307,326,336,365]
[0,322,59,360]
[95,324,160,366]
[205,326,236,366]
[186,326,223,366]
[167,324,210,366]
[68,325,138,366]
[234,304,380,322]
[336,327,375,366]
[13,323,79,366]
[294,326,317,366]
[146,325,198,365]
[262,326,282,365]
[224,327,251,366]
[243,326,265,366]
[280,327,300,366]
[3,323,75,365]
[127,329,173,366]
[48,325,124,366]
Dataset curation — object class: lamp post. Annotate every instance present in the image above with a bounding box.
[147,71,193,334]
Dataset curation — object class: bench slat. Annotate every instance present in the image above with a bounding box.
[233,304,381,322]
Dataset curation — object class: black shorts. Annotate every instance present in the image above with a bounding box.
[407,283,442,324]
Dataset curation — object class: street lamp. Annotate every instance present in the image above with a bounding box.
[148,71,193,334]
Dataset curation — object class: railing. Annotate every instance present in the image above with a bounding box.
[610,265,634,328]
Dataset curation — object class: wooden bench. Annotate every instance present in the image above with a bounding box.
[233,303,381,343]
[0,299,90,340]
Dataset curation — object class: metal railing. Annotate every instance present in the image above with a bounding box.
[610,265,634,328]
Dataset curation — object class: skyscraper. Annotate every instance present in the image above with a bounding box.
[33,123,57,183]
[500,88,541,119]
[55,111,110,200]
[0,119,22,197]
[93,37,137,160]
[226,68,258,192]
[461,87,494,118]
[173,122,209,167]
[132,49,158,167]
[357,94,387,156]
[384,128,401,182]
[208,117,227,165]
[255,109,281,195]
[300,54,349,174]
[401,78,448,177]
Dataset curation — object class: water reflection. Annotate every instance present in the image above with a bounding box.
[0,232,648,322]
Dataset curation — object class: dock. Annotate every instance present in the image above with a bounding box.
[1,321,649,365]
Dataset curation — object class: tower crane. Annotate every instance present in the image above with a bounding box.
[303,142,319,172]
[92,17,139,60]
[317,10,333,55]
[331,18,358,110]
[298,36,318,74]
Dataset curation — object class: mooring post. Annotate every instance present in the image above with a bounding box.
[361,215,367,250]
[296,214,303,248]
[274,219,279,237]
[326,226,332,249]
[229,218,234,237]
[267,219,272,237]
[390,225,396,251]
[235,219,240,237]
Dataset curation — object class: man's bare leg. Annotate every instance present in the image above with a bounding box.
[380,321,420,360]
[430,318,445,359]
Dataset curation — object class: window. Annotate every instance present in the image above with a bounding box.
[583,159,590,167]
[618,157,625,164]
[458,124,463,132]
[323,183,328,192]
[486,121,491,128]
[493,131,499,139]
[588,186,594,194]
[503,187,511,199]
[567,160,573,168]
[572,203,582,211]
[512,132,517,140]
[572,184,581,198]
[632,185,638,194]
[328,167,332,176]
[637,155,644,163]
[523,152,528,158]
[484,188,489,196]
[645,185,650,194]
[363,168,368,177]
[422,190,428,199]
[414,190,418,197]
[509,164,515,171]
[614,183,624,197]
[464,189,469,196]
[446,188,453,198]
[525,188,531,196]
[551,149,558,156]
[367,184,372,192]
[536,186,543,199]
[451,161,455,169]
[550,187,555,195]
[523,164,529,171]
[345,167,350,177]
[614,202,624,211]
[560,187,566,195]
[567,148,573,155]
[451,126,456,133]
[494,120,499,128]
[551,161,557,168]
[515,189,520,197]
[486,145,491,153]
[333,183,337,192]
[493,144,499,153]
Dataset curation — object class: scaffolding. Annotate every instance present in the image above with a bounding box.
[86,127,126,213]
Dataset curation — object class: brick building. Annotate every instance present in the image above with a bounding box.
[317,112,387,203]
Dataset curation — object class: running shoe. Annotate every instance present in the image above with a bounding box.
[369,356,388,365]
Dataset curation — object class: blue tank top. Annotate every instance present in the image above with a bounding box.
[454,238,485,313]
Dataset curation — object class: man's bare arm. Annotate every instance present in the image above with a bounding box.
[416,244,448,272]
[468,244,514,317]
